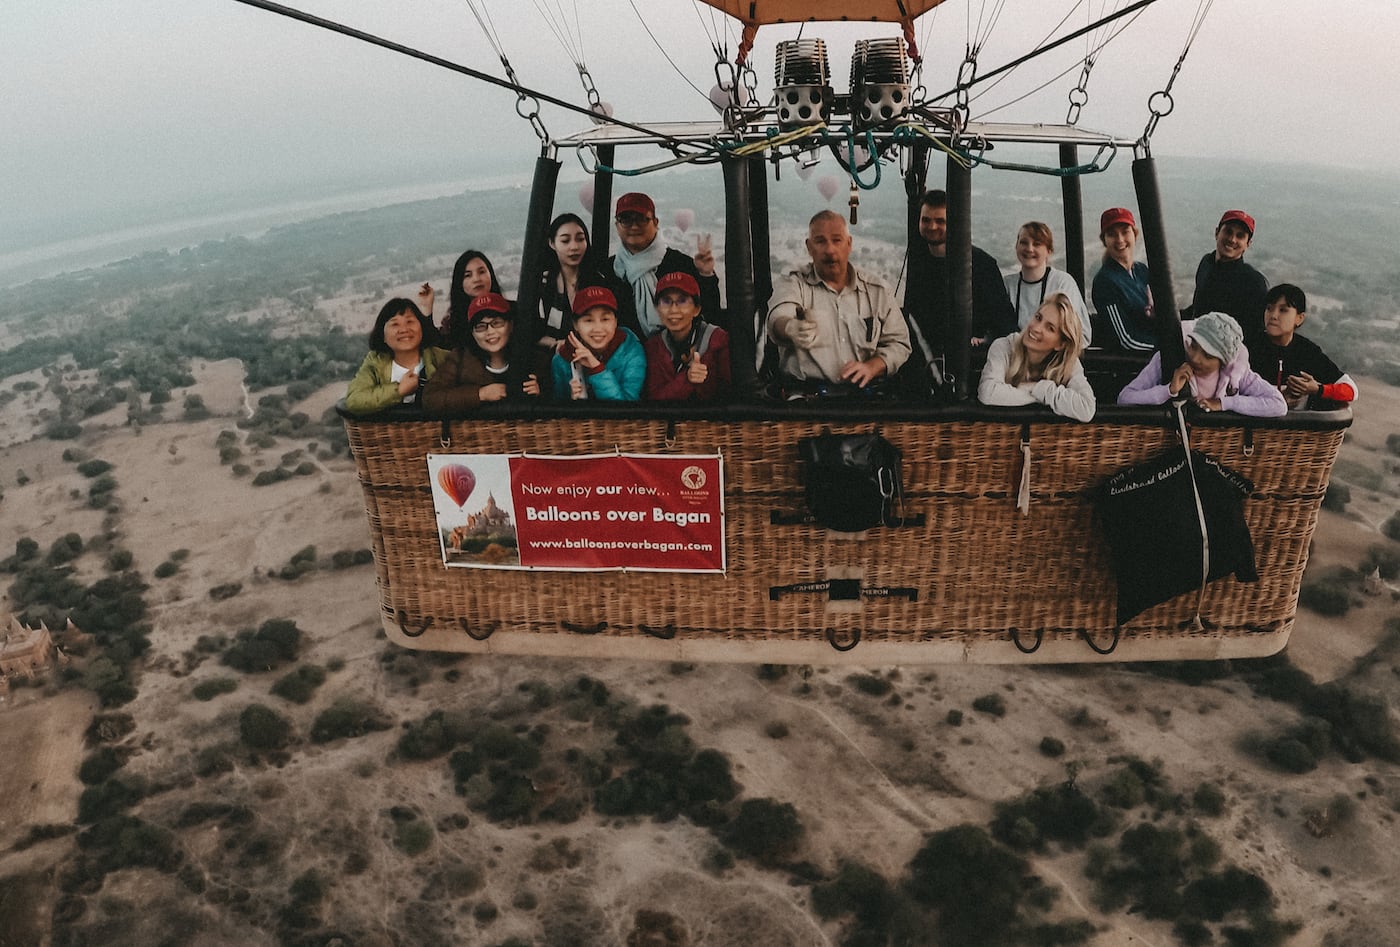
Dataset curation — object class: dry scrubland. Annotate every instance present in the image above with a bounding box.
[1,327,1399,946]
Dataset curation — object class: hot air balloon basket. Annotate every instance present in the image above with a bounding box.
[341,403,1348,665]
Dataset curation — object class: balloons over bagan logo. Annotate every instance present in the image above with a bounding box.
[437,464,477,508]
[680,466,706,490]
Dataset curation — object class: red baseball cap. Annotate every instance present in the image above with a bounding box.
[615,192,655,218]
[654,271,700,301]
[572,285,618,317]
[1099,207,1136,236]
[467,292,511,324]
[1217,209,1255,236]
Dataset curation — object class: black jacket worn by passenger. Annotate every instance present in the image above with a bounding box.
[1246,331,1356,411]
[1185,253,1268,333]
[607,247,725,336]
[903,245,1017,358]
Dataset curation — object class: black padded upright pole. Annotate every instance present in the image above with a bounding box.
[905,142,930,252]
[590,144,616,260]
[947,154,974,400]
[748,155,773,310]
[722,155,757,389]
[512,154,559,388]
[1059,143,1085,291]
[1132,154,1183,383]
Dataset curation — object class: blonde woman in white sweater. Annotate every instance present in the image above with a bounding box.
[978,292,1096,422]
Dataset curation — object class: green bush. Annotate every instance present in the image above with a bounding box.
[106,549,133,571]
[1385,512,1400,544]
[992,781,1113,851]
[239,704,293,750]
[271,664,327,704]
[208,582,242,600]
[717,798,803,865]
[76,778,144,823]
[1192,782,1227,816]
[1264,736,1318,773]
[77,459,113,477]
[1299,580,1351,616]
[846,673,892,697]
[251,468,292,487]
[906,824,1052,944]
[972,693,1007,717]
[192,678,238,701]
[310,698,391,743]
[153,560,179,579]
[45,532,85,565]
[221,619,302,673]
[78,747,126,785]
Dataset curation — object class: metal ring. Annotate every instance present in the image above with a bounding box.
[1147,90,1175,118]
[1009,628,1044,654]
[1078,627,1121,655]
[826,627,861,653]
[459,618,499,642]
[396,611,432,639]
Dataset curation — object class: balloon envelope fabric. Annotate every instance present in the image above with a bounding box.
[1095,448,1259,626]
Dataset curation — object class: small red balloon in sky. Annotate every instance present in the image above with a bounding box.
[437,464,476,508]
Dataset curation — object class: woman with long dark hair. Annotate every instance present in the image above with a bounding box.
[426,249,503,346]
[536,213,640,353]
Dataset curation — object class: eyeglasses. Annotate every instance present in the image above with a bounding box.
[655,295,694,309]
[471,318,510,333]
[615,214,654,228]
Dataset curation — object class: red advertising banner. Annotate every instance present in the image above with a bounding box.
[427,453,725,572]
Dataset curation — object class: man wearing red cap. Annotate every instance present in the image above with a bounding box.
[1091,207,1156,352]
[1186,210,1268,333]
[610,191,722,338]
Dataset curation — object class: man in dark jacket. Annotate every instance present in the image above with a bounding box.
[1185,209,1268,333]
[609,192,724,336]
[903,189,1016,360]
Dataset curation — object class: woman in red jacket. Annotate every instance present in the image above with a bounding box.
[641,271,730,401]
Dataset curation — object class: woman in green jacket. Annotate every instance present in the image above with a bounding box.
[344,298,449,414]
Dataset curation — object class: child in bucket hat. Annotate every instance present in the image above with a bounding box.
[1117,311,1286,417]
[550,285,646,400]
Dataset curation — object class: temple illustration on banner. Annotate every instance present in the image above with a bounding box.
[443,490,520,567]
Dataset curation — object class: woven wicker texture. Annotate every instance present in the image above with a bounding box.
[345,411,1345,664]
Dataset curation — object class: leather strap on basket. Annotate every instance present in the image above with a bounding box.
[1016,424,1033,515]
[1174,402,1211,632]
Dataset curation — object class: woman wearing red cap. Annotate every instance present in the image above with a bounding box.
[1091,207,1156,352]
[423,293,547,412]
[642,271,730,401]
[550,285,645,401]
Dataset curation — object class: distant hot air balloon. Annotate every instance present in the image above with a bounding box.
[708,83,731,113]
[437,464,476,509]
[674,209,695,233]
[708,81,755,113]
[795,162,816,181]
[578,180,595,212]
[816,175,841,202]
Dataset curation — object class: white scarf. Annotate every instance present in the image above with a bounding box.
[613,234,670,336]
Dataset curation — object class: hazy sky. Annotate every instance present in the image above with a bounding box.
[4,0,1398,237]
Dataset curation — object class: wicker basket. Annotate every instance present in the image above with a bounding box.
[343,402,1349,665]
